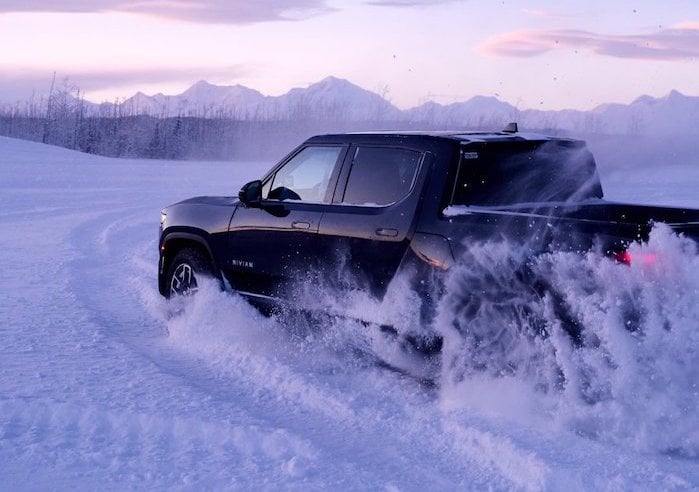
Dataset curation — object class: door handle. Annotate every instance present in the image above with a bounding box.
[291,221,311,230]
[375,228,398,237]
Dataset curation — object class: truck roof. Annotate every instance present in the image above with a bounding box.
[306,130,583,146]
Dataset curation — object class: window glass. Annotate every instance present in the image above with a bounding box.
[342,147,421,206]
[451,142,603,206]
[261,178,272,200]
[267,146,342,202]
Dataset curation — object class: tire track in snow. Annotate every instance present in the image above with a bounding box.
[0,399,319,488]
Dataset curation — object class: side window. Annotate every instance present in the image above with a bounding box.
[266,146,343,203]
[342,147,421,206]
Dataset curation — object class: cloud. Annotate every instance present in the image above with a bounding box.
[0,65,250,102]
[520,8,572,20]
[0,0,334,24]
[673,21,699,30]
[479,25,699,61]
[365,0,463,7]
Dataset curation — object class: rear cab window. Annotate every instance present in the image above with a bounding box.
[448,140,603,208]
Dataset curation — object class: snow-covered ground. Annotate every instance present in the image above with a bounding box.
[1,136,698,490]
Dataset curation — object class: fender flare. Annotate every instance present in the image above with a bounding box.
[159,229,218,295]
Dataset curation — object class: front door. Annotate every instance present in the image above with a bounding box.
[224,145,347,300]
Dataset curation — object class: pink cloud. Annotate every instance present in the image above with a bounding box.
[479,25,699,61]
[366,0,462,6]
[520,8,572,20]
[0,0,334,24]
[0,65,251,102]
[673,21,699,30]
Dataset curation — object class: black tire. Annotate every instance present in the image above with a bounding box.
[165,248,213,298]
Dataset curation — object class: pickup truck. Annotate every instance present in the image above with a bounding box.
[158,127,699,342]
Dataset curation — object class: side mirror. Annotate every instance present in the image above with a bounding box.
[238,180,262,208]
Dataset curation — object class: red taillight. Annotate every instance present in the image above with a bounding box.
[614,251,632,265]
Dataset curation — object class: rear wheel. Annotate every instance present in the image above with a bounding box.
[165,248,213,298]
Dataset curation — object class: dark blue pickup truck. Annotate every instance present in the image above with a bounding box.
[158,128,699,340]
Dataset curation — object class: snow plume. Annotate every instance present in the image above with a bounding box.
[159,274,422,398]
[437,224,699,457]
[162,224,699,459]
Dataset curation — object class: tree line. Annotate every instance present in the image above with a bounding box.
[0,80,422,160]
[0,111,429,160]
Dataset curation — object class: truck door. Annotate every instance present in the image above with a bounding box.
[225,145,346,300]
[318,145,429,298]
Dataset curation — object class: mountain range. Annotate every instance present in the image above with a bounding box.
[60,76,699,135]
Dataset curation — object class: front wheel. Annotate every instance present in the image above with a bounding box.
[165,248,213,298]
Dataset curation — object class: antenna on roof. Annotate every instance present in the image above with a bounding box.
[502,122,518,133]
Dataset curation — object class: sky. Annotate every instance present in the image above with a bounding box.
[0,0,697,110]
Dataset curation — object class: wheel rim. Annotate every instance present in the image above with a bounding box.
[170,263,198,296]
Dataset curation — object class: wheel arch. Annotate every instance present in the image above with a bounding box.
[159,230,218,296]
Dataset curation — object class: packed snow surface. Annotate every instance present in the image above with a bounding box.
[1,136,698,490]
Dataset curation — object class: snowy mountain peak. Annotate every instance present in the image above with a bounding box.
[631,90,688,107]
[269,76,401,120]
[461,95,514,111]
[190,80,216,89]
[313,76,356,89]
[287,76,364,96]
[182,80,230,98]
[318,75,346,84]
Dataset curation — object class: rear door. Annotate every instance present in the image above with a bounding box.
[318,145,429,298]
[225,144,347,299]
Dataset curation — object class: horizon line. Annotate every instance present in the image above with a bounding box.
[0,74,693,114]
